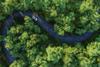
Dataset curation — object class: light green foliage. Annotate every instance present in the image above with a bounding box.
[9,60,25,67]
[63,46,79,67]
[46,46,63,63]
[80,0,93,13]
[87,42,100,57]
[54,13,75,35]
[0,0,100,67]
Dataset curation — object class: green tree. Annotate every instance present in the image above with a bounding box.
[46,46,63,63]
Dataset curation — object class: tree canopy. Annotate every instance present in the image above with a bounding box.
[0,0,100,67]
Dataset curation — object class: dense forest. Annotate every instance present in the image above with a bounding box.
[0,0,100,67]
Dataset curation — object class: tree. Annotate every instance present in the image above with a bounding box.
[0,0,100,67]
[46,46,63,63]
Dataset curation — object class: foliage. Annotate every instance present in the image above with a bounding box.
[0,0,100,67]
[0,0,100,35]
[46,46,63,63]
[9,60,25,67]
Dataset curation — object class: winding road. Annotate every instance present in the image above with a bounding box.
[0,10,99,64]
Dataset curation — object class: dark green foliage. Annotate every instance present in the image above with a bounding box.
[0,0,100,67]
[0,0,100,35]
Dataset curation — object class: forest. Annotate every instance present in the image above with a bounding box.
[0,0,100,67]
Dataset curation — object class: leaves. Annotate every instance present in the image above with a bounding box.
[9,60,25,67]
[0,0,100,67]
[46,46,63,63]
[86,42,100,57]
